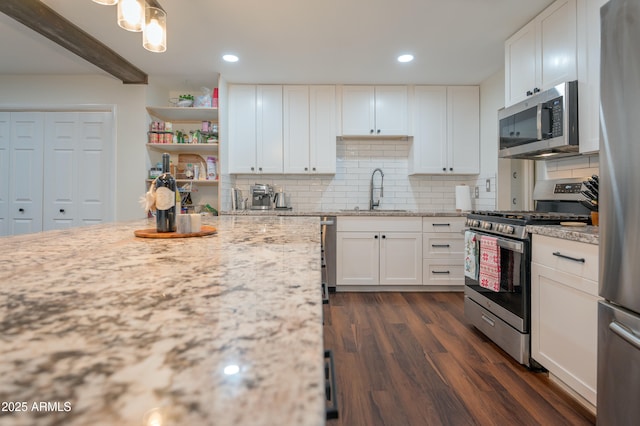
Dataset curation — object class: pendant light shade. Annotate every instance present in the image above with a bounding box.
[143,6,167,53]
[117,0,143,32]
[93,0,119,5]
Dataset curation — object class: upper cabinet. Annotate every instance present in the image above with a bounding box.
[283,85,337,174]
[576,0,609,154]
[409,86,479,175]
[340,85,408,136]
[505,0,577,107]
[228,84,283,174]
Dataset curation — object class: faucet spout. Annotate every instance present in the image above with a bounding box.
[370,168,384,210]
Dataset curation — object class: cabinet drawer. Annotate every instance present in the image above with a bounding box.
[337,216,422,232]
[532,234,598,281]
[423,233,464,258]
[422,259,464,286]
[422,217,465,233]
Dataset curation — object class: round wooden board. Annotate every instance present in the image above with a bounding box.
[134,225,217,238]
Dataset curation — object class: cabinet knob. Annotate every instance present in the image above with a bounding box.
[370,129,374,134]
[305,167,308,171]
[382,235,386,239]
[533,87,541,93]
[374,235,378,239]
[312,167,316,171]
[442,167,446,172]
[526,90,533,96]
[251,167,255,171]
[449,167,453,171]
[376,129,381,134]
[18,208,24,213]
[59,209,65,213]
[259,167,262,172]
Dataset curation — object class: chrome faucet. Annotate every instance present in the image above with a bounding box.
[369,168,384,210]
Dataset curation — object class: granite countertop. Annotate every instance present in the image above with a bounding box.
[0,216,325,426]
[527,224,600,245]
[222,209,467,217]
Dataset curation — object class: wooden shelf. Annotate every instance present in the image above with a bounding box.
[146,143,218,152]
[146,106,218,122]
[146,179,219,185]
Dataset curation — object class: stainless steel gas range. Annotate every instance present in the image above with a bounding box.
[463,178,591,367]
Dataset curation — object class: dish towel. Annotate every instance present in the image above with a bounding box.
[464,231,479,280]
[479,235,501,292]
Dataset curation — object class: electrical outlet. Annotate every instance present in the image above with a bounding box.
[474,186,479,198]
[486,179,491,192]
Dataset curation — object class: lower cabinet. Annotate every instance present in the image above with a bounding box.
[422,217,466,288]
[336,217,422,286]
[531,234,600,409]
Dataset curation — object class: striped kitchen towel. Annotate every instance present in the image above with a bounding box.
[479,235,501,292]
[464,231,479,280]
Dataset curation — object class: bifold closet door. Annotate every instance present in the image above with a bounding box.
[44,112,113,231]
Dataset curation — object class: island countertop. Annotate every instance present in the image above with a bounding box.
[0,216,325,426]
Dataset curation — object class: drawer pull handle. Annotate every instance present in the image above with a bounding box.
[432,270,450,274]
[610,321,640,350]
[432,223,450,227]
[431,244,450,248]
[481,314,495,327]
[552,252,585,263]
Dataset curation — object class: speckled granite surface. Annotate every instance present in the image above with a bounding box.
[222,209,467,217]
[0,216,325,426]
[527,224,600,245]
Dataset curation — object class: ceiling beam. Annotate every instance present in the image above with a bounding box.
[0,0,148,84]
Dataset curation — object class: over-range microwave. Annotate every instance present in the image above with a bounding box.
[498,80,579,159]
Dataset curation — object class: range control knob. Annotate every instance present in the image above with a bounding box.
[481,221,492,230]
[505,225,515,234]
[496,224,504,232]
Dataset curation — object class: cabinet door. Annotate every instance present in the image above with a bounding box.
[256,85,283,173]
[409,86,447,174]
[539,0,577,91]
[341,86,375,136]
[283,85,310,173]
[0,112,9,236]
[505,21,537,106]
[309,85,336,174]
[336,231,379,285]
[9,112,44,235]
[375,86,408,135]
[448,86,480,174]
[379,232,422,285]
[228,85,257,174]
[531,262,600,405]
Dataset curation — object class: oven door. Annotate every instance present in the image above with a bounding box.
[464,230,530,332]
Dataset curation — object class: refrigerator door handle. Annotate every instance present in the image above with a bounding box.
[610,320,640,350]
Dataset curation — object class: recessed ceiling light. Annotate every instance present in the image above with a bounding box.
[223,54,239,63]
[397,54,414,63]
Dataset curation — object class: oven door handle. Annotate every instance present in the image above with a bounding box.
[473,230,524,254]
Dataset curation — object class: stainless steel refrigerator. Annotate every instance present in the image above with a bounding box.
[598,0,640,424]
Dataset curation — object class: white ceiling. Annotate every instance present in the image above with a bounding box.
[0,0,555,91]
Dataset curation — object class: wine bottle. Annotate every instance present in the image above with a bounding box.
[156,153,177,232]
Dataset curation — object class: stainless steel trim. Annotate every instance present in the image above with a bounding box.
[610,321,640,350]
[536,102,543,141]
[320,220,334,226]
[481,314,495,327]
[471,229,524,253]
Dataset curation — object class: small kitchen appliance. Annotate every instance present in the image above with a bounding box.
[463,178,591,367]
[250,183,274,210]
[274,189,289,209]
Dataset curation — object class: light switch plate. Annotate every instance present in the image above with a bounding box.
[475,186,480,198]
[486,179,491,192]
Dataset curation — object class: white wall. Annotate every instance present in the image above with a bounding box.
[0,74,147,221]
[537,154,599,180]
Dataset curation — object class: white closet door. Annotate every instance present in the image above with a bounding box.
[77,112,112,226]
[43,112,113,231]
[9,112,44,235]
[0,112,9,236]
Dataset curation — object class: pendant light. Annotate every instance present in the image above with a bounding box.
[93,0,119,5]
[117,0,144,32]
[143,5,167,53]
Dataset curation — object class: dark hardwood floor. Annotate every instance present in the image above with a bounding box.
[323,292,595,426]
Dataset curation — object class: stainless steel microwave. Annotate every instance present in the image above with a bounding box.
[498,81,579,159]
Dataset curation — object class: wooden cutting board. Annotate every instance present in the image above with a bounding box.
[134,225,217,238]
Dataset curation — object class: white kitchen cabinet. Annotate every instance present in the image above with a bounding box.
[228,84,283,174]
[531,234,600,409]
[409,86,479,175]
[336,217,422,287]
[283,85,336,174]
[505,0,577,107]
[340,85,407,136]
[576,0,608,154]
[422,217,466,288]
[0,113,9,236]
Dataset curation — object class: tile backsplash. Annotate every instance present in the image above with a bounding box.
[223,139,496,212]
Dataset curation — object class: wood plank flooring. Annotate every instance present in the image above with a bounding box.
[323,292,595,426]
